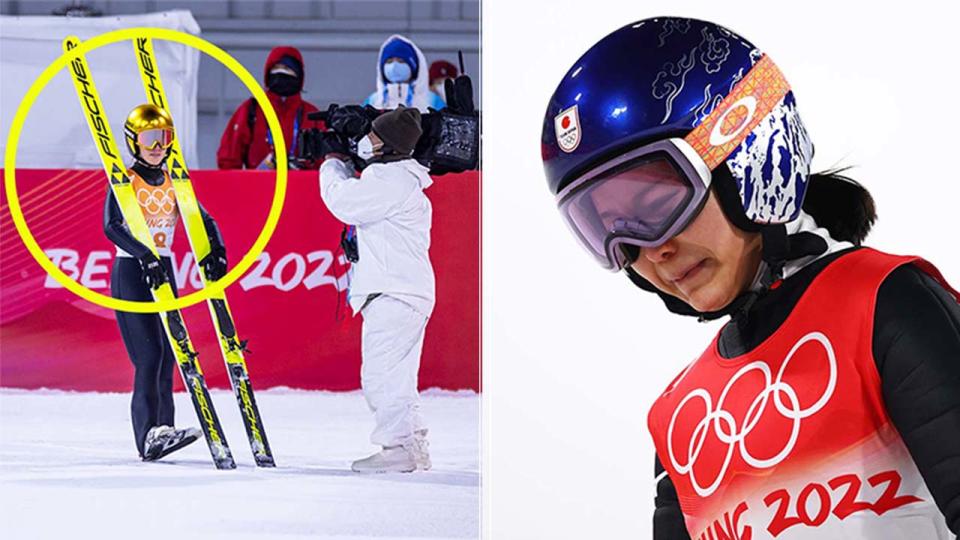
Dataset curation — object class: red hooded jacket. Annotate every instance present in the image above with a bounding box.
[216,46,325,169]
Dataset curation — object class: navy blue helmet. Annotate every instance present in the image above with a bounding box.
[542,17,813,237]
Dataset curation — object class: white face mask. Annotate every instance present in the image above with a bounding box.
[356,135,377,160]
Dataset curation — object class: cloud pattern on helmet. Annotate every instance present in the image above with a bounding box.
[652,21,743,124]
[657,18,692,47]
[698,28,731,74]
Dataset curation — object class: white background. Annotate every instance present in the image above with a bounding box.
[483,1,960,538]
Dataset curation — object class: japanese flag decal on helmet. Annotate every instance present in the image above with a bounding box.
[554,105,581,153]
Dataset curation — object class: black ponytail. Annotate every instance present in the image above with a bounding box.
[801,168,876,245]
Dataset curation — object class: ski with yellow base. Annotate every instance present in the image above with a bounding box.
[132,36,274,467]
[63,35,235,470]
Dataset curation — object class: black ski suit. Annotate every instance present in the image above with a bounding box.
[103,162,224,457]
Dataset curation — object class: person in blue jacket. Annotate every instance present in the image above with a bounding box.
[364,34,445,112]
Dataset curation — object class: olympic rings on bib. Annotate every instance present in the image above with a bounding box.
[666,332,838,497]
[136,186,176,216]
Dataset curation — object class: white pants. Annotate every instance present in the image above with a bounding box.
[360,295,428,447]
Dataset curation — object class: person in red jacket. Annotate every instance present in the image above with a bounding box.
[217,46,324,170]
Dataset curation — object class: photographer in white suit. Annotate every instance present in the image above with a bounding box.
[319,106,435,473]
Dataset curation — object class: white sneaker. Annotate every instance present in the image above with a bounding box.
[403,429,431,471]
[142,425,201,461]
[351,430,431,473]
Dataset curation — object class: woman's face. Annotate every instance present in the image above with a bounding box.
[139,144,166,166]
[629,191,762,313]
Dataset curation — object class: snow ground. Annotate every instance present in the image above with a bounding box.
[0,389,480,540]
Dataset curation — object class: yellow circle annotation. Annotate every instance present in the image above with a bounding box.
[3,27,288,313]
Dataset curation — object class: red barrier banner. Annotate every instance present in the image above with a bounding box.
[0,169,479,392]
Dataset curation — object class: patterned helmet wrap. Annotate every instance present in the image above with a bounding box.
[542,17,814,225]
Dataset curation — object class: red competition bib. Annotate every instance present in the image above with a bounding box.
[648,249,958,540]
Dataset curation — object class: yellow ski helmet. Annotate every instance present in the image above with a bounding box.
[123,104,175,162]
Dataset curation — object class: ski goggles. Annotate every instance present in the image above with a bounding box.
[556,138,712,271]
[136,128,175,150]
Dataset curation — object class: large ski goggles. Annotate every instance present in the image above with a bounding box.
[556,138,712,271]
[136,128,175,150]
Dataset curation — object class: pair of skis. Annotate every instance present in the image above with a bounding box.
[63,35,274,469]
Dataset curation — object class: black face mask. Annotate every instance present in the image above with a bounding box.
[268,73,300,97]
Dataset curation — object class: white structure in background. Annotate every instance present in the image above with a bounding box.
[0,11,201,168]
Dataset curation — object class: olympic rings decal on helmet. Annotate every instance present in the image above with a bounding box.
[136,186,176,216]
[666,331,837,497]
